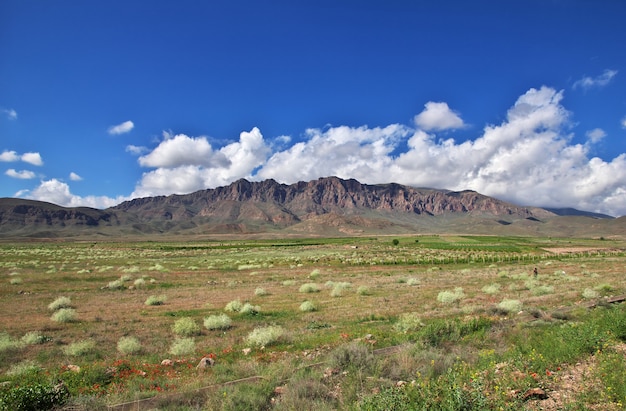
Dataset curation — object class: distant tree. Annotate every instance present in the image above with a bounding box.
[392,239,400,246]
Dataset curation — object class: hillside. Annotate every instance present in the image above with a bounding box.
[0,177,621,238]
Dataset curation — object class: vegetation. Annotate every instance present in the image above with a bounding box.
[0,235,625,410]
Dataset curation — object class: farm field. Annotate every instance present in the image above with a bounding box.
[1,235,625,410]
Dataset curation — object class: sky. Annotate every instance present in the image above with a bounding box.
[2,1,626,217]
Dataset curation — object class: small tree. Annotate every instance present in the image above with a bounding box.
[392,239,400,246]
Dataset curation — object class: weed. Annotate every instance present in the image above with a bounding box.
[329,341,373,371]
[481,283,501,295]
[145,295,167,306]
[5,360,42,377]
[437,287,465,304]
[9,277,22,285]
[240,303,260,315]
[495,299,523,314]
[0,333,23,352]
[394,312,424,333]
[63,339,95,356]
[21,331,50,345]
[224,299,243,312]
[51,308,77,323]
[299,283,321,293]
[133,278,146,287]
[582,288,600,299]
[169,337,196,356]
[356,285,372,296]
[299,300,317,312]
[254,287,268,296]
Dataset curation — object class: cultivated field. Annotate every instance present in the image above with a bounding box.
[1,235,625,410]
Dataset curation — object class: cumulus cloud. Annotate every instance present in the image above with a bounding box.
[414,102,465,131]
[21,152,43,166]
[131,127,271,197]
[0,150,19,162]
[125,145,149,155]
[69,172,83,181]
[621,116,626,129]
[22,179,126,208]
[573,69,618,90]
[586,128,606,144]
[5,169,36,179]
[2,108,17,120]
[108,120,135,135]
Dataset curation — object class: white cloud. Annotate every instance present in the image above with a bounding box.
[22,179,126,209]
[414,102,465,131]
[125,145,149,155]
[0,150,19,162]
[621,116,626,129]
[586,128,606,144]
[69,172,83,181]
[2,108,17,120]
[131,127,271,197]
[573,69,618,90]
[108,120,135,135]
[5,169,36,179]
[21,152,43,166]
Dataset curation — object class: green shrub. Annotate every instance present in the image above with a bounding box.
[496,299,523,314]
[204,314,233,330]
[224,299,243,312]
[172,317,201,337]
[169,337,196,356]
[437,287,465,304]
[240,303,260,315]
[299,283,320,293]
[282,280,296,286]
[481,283,501,295]
[47,296,72,311]
[357,285,372,296]
[246,325,285,347]
[329,341,373,371]
[5,360,42,377]
[63,339,95,356]
[0,332,23,352]
[0,382,69,411]
[106,279,125,290]
[119,274,133,282]
[21,331,50,345]
[531,285,554,296]
[299,300,317,312]
[309,269,321,279]
[133,278,146,287]
[406,277,420,286]
[582,288,599,299]
[394,312,424,333]
[51,308,77,323]
[9,277,22,285]
[254,287,268,296]
[144,295,167,306]
[117,336,142,355]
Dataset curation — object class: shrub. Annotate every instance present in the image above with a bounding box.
[240,303,260,315]
[437,288,465,304]
[254,287,268,296]
[0,332,23,352]
[204,314,232,330]
[51,308,77,323]
[299,283,320,293]
[172,317,201,337]
[531,285,554,296]
[119,274,133,282]
[117,336,142,355]
[133,278,146,287]
[5,360,41,377]
[246,325,285,347]
[299,300,317,312]
[496,299,523,314]
[107,279,124,290]
[394,312,424,333]
[169,337,196,356]
[330,282,351,297]
[63,339,95,356]
[582,288,599,299]
[144,295,167,306]
[329,341,373,371]
[21,331,50,345]
[357,285,372,296]
[282,280,296,286]
[392,239,400,246]
[9,277,22,285]
[0,382,69,411]
[309,269,321,279]
[406,277,420,286]
[224,299,243,312]
[48,296,72,311]
[481,283,501,295]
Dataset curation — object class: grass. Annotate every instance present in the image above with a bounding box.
[0,236,625,410]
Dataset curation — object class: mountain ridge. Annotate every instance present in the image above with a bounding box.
[0,177,620,238]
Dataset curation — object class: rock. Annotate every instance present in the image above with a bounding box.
[522,388,548,401]
[160,359,173,366]
[196,355,215,371]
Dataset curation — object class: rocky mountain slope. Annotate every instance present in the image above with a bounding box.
[0,177,620,238]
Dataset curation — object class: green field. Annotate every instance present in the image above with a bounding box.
[1,235,625,410]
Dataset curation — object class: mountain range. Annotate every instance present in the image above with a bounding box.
[0,177,622,239]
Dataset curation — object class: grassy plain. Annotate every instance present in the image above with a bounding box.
[0,235,625,410]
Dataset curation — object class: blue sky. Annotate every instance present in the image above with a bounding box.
[2,1,626,216]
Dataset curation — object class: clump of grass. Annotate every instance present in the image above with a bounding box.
[145,295,167,306]
[437,287,465,304]
[240,303,260,315]
[299,300,317,312]
[48,296,72,311]
[169,337,196,356]
[254,287,268,296]
[51,308,77,323]
[149,263,168,272]
[117,336,142,355]
[329,282,351,297]
[329,341,374,371]
[133,278,146,287]
[496,299,523,314]
[357,285,372,296]
[299,283,321,293]
[246,325,285,347]
[204,314,232,330]
[63,339,95,356]
[119,274,133,282]
[5,360,42,377]
[309,269,321,279]
[224,299,243,312]
[594,283,614,295]
[394,312,424,333]
[0,332,23,352]
[107,279,125,290]
[582,288,599,299]
[172,317,201,337]
[531,285,555,296]
[406,277,420,286]
[282,280,296,286]
[21,331,50,345]
[9,277,22,285]
[481,283,501,295]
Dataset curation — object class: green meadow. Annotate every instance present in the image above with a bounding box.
[0,235,625,410]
